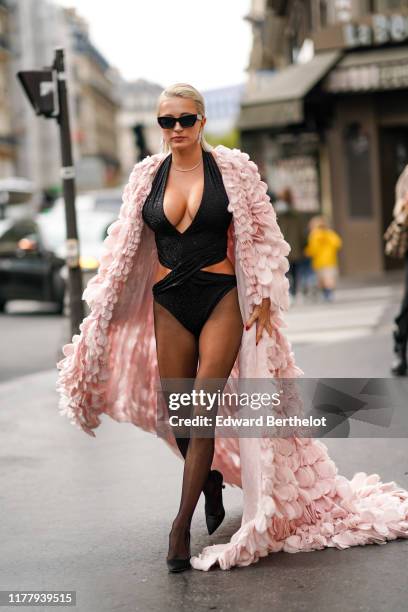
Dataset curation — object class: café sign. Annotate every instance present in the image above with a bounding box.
[314,13,408,51]
[344,14,408,48]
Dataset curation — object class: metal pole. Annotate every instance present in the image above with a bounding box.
[52,47,84,337]
[0,191,8,220]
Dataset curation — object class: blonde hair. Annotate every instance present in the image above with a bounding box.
[156,83,213,154]
[310,215,329,230]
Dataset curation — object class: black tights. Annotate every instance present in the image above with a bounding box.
[394,251,408,348]
[153,286,243,559]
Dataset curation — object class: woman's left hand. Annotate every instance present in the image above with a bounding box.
[245,298,275,345]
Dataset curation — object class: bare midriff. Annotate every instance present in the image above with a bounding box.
[154,256,235,284]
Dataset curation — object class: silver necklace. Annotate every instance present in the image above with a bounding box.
[172,159,202,172]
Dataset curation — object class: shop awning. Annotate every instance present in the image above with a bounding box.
[323,46,408,93]
[237,50,342,130]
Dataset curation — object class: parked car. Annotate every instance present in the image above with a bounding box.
[37,191,122,314]
[47,188,124,216]
[0,189,124,315]
[0,217,65,313]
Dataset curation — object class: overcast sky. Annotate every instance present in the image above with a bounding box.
[54,0,253,91]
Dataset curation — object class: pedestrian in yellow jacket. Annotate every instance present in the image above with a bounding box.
[304,216,342,302]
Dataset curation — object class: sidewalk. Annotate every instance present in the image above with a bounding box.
[1,328,408,611]
[335,268,405,289]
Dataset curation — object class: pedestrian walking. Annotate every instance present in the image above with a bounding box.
[304,215,342,302]
[384,164,408,376]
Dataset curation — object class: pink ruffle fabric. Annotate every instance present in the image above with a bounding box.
[56,145,408,571]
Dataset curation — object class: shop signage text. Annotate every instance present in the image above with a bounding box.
[343,14,408,48]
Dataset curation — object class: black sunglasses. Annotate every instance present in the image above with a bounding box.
[157,113,203,129]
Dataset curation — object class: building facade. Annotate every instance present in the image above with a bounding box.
[58,8,121,190]
[202,84,245,138]
[116,78,163,181]
[8,0,69,197]
[0,0,15,180]
[8,1,121,196]
[240,0,408,276]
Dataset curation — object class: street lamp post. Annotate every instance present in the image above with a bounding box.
[17,47,84,337]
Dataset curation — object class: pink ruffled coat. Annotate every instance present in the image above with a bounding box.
[56,145,408,571]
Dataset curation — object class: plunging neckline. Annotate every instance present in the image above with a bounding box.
[161,149,207,237]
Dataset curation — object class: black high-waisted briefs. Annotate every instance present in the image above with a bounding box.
[152,269,237,340]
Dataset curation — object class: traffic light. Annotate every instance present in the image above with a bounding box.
[16,69,59,118]
[132,123,151,161]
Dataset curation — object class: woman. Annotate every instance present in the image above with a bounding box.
[56,83,408,573]
[385,164,408,376]
[141,85,261,571]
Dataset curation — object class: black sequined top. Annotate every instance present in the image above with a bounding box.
[142,148,232,290]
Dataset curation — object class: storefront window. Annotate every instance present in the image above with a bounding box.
[343,123,373,218]
[263,132,322,213]
[269,156,320,212]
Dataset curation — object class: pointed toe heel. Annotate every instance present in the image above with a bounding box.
[206,507,225,536]
[166,557,191,573]
[205,469,226,535]
[166,530,191,573]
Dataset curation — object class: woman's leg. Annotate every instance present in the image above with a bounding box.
[168,286,243,558]
[154,297,220,556]
[392,253,408,374]
[153,299,198,459]
[287,261,296,296]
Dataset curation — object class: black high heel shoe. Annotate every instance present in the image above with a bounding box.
[391,329,408,376]
[166,530,191,573]
[204,469,226,535]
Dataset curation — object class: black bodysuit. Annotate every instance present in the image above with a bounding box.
[142,148,237,339]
